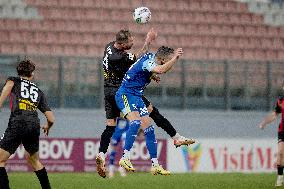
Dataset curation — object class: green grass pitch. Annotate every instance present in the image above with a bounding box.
[9,172,276,189]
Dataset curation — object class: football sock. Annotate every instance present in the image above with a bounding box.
[109,151,117,165]
[151,158,159,166]
[0,167,10,189]
[122,150,131,159]
[144,125,157,159]
[98,152,105,160]
[34,167,51,189]
[99,126,116,154]
[123,120,141,151]
[149,107,177,137]
[278,165,284,175]
[172,133,181,140]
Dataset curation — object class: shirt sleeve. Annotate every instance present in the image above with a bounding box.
[6,77,16,83]
[38,92,51,113]
[274,99,282,114]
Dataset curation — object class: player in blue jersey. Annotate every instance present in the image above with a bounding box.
[115,46,183,175]
[108,117,128,177]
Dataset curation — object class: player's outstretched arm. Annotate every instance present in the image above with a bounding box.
[152,48,183,74]
[135,28,157,58]
[0,80,14,109]
[258,111,279,129]
[42,111,55,136]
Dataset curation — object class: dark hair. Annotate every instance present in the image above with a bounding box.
[16,59,35,77]
[155,46,174,59]
[116,29,132,44]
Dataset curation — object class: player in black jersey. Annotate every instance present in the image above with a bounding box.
[0,60,54,189]
[96,29,195,178]
[259,88,284,187]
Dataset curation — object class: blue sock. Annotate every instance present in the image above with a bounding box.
[144,125,157,159]
[124,120,141,151]
[109,150,117,165]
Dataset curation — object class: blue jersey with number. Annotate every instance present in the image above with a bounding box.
[119,53,157,96]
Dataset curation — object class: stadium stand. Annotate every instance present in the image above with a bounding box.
[0,0,282,61]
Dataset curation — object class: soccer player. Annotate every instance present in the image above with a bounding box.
[108,117,128,178]
[0,60,54,189]
[96,29,194,178]
[96,28,156,178]
[115,46,183,175]
[258,87,284,187]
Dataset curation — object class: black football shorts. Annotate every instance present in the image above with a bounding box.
[104,87,121,119]
[0,117,40,155]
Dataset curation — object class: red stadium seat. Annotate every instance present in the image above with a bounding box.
[0,0,281,62]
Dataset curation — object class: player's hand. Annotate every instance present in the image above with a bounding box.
[42,124,50,136]
[258,123,265,130]
[174,48,183,59]
[146,28,157,44]
[151,75,161,83]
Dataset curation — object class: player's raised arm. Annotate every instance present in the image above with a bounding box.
[0,80,14,108]
[135,28,157,58]
[152,47,183,74]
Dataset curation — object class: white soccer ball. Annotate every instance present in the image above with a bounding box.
[133,7,151,24]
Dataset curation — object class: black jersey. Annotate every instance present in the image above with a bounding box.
[275,96,284,133]
[6,77,51,118]
[102,41,136,88]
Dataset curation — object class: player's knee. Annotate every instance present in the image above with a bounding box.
[0,158,7,167]
[149,106,159,118]
[147,104,153,113]
[141,117,152,129]
[106,119,116,126]
[0,149,10,166]
[279,150,284,159]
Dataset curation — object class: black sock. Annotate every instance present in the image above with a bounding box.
[35,167,51,189]
[278,165,284,175]
[0,167,10,189]
[149,107,177,138]
[99,126,116,153]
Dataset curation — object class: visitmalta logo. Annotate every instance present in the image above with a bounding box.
[181,143,202,172]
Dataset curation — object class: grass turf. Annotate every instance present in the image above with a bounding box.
[8,172,277,189]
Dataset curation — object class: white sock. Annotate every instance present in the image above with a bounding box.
[109,164,114,172]
[122,150,130,159]
[151,158,159,166]
[172,133,181,140]
[98,152,105,160]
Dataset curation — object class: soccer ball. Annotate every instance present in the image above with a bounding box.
[133,7,151,24]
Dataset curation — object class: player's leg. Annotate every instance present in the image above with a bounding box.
[141,115,170,176]
[0,119,22,189]
[25,152,51,189]
[115,93,142,172]
[119,111,141,172]
[276,136,284,186]
[23,120,51,189]
[0,148,11,189]
[96,92,119,178]
[143,96,195,147]
[108,118,128,177]
[96,118,116,178]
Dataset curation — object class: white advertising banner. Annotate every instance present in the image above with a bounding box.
[167,139,278,173]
